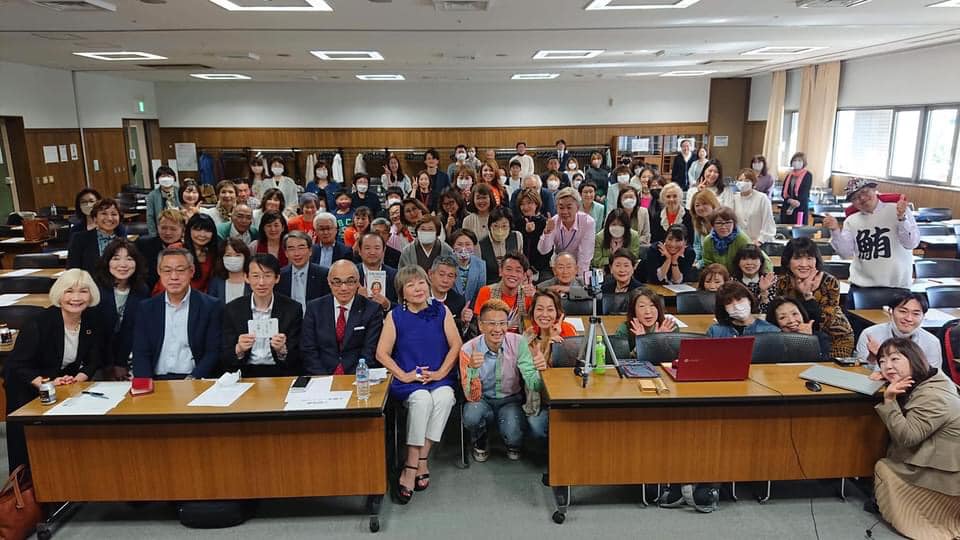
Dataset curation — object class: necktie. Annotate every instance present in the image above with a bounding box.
[334,305,347,375]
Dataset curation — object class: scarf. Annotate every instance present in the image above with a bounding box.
[709,226,739,256]
[782,168,808,199]
[490,282,527,332]
[660,205,685,232]
[216,205,232,222]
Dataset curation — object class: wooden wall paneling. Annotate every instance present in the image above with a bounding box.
[2,117,35,212]
[23,129,86,209]
[831,173,960,211]
[741,121,767,169]
[83,128,128,198]
[708,78,750,172]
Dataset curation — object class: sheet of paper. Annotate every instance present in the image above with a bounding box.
[663,283,697,293]
[52,250,68,258]
[174,142,198,171]
[565,317,585,333]
[10,225,22,231]
[285,376,333,403]
[70,143,79,160]
[353,368,388,386]
[187,381,253,407]
[42,145,59,164]
[667,315,688,328]
[58,144,68,162]
[248,318,279,339]
[0,293,28,307]
[45,382,130,416]
[0,238,24,243]
[2,269,39,277]
[839,281,850,295]
[283,391,353,411]
[923,308,956,325]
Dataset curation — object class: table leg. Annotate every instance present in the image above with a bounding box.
[36,501,81,540]
[551,485,570,524]
[365,494,383,533]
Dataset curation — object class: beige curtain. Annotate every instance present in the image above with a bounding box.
[796,61,841,187]
[762,71,787,174]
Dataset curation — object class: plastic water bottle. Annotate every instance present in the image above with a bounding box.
[593,336,606,375]
[356,358,370,401]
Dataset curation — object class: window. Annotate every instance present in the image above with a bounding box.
[832,109,893,177]
[919,108,959,183]
[780,111,799,168]
[889,110,921,178]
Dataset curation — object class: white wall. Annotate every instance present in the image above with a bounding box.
[156,78,710,128]
[0,61,78,129]
[75,73,157,128]
[748,74,771,122]
[838,41,960,108]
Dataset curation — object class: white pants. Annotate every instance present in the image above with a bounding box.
[405,386,455,447]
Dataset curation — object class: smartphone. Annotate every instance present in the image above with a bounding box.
[291,376,311,392]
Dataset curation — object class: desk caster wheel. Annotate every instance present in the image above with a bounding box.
[37,526,52,540]
[369,517,380,533]
[756,496,767,505]
[552,511,565,524]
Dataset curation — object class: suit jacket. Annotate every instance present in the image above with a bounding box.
[94,285,149,369]
[221,293,303,375]
[384,246,402,269]
[207,277,252,305]
[301,294,384,375]
[132,289,223,379]
[671,153,695,191]
[357,263,398,304]
[277,263,331,306]
[453,255,486,306]
[67,228,110,274]
[310,241,353,267]
[135,235,169,292]
[440,289,466,329]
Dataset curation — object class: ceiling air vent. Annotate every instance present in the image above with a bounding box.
[796,0,872,6]
[137,63,214,70]
[28,0,116,11]
[432,0,492,11]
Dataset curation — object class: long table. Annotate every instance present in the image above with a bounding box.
[9,376,390,533]
[542,363,887,522]
[849,307,960,327]
[569,314,717,337]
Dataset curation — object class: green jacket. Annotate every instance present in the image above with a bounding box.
[592,231,641,269]
[701,231,772,275]
[216,221,258,242]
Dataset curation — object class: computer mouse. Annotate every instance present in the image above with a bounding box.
[805,380,822,392]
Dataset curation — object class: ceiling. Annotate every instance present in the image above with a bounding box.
[1,0,959,83]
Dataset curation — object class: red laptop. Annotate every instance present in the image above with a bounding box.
[662,337,756,382]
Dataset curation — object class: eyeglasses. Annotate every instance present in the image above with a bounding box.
[330,278,359,288]
[159,266,191,275]
[285,245,310,252]
[713,220,735,227]
[479,320,509,328]
[247,273,276,282]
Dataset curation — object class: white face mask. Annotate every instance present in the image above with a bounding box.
[736,180,753,193]
[621,197,637,210]
[80,201,96,216]
[752,162,763,173]
[726,300,752,321]
[792,160,803,171]
[356,183,368,193]
[223,256,244,273]
[568,163,577,170]
[271,167,284,176]
[608,225,625,238]
[456,152,466,161]
[158,176,175,188]
[316,169,328,180]
[617,174,630,185]
[457,178,472,189]
[573,179,582,189]
[499,176,508,184]
[467,151,476,158]
[418,231,437,245]
[455,248,472,260]
[547,179,560,191]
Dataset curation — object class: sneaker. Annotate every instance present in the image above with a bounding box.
[472,445,489,463]
[659,484,687,508]
[506,447,521,461]
[692,485,719,514]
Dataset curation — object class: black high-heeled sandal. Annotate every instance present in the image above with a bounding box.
[414,457,430,492]
[395,465,417,504]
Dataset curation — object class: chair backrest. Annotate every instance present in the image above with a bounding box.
[791,226,831,239]
[12,253,62,269]
[551,337,585,368]
[0,305,46,330]
[917,224,952,236]
[926,285,960,309]
[813,204,844,214]
[916,207,953,223]
[939,319,960,384]
[850,287,910,309]
[760,242,785,256]
[607,336,633,360]
[750,333,822,364]
[816,243,836,256]
[561,298,595,316]
[676,291,716,315]
[601,293,630,315]
[634,332,705,364]
[0,276,55,294]
[821,261,850,280]
[914,258,960,279]
[125,222,150,237]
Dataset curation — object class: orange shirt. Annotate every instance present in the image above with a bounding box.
[527,320,577,337]
[287,215,316,241]
[473,285,532,314]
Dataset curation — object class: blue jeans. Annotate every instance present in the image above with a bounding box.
[463,394,525,449]
[526,409,548,441]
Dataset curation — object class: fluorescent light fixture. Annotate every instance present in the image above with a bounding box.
[207,0,332,11]
[73,51,167,61]
[661,70,715,77]
[511,73,560,80]
[928,0,960,6]
[624,72,660,76]
[586,0,702,10]
[355,74,405,81]
[310,50,384,61]
[741,46,827,56]
[533,49,604,60]
[190,73,251,80]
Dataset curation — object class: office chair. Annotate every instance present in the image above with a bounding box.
[0,305,46,330]
[850,287,910,309]
[817,243,836,256]
[0,276,54,294]
[760,242,785,257]
[791,226,830,239]
[915,207,952,223]
[917,224,952,236]
[749,333,822,364]
[925,286,960,309]
[561,298,596,316]
[821,261,850,280]
[12,254,62,269]
[125,222,150,237]
[601,293,630,315]
[676,291,715,315]
[914,258,960,279]
[634,332,705,364]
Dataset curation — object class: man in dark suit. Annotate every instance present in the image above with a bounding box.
[555,139,572,171]
[310,212,353,268]
[302,260,383,375]
[510,175,556,217]
[223,254,302,377]
[355,232,398,309]
[429,255,468,331]
[132,247,222,379]
[277,230,330,314]
[136,208,186,291]
[371,217,401,269]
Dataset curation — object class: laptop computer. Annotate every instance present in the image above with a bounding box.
[661,337,756,382]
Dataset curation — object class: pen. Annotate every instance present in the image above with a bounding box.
[82,391,109,399]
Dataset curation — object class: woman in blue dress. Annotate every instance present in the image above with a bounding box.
[376,265,462,504]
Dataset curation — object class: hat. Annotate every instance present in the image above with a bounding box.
[843,177,878,201]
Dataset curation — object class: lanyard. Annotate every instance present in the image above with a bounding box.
[557,218,578,253]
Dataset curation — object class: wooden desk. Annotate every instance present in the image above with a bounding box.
[919,235,958,258]
[571,315,716,337]
[0,238,47,269]
[849,308,960,327]
[9,376,389,530]
[0,294,53,308]
[543,363,886,521]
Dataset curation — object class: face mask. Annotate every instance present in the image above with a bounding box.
[792,160,803,171]
[158,176,175,188]
[456,153,467,161]
[725,300,752,321]
[617,174,630,185]
[490,229,510,243]
[499,176,508,184]
[457,178,472,189]
[568,163,577,170]
[591,160,601,168]
[752,162,763,173]
[317,206,326,213]
[547,179,560,191]
[80,202,96,216]
[271,167,284,176]
[608,225,625,238]
[418,231,437,245]
[634,168,642,176]
[356,183,368,193]
[338,201,351,210]
[736,181,753,193]
[621,197,637,210]
[316,169,328,180]
[573,179,582,189]
[455,248,472,260]
[223,256,244,273]
[467,151,476,158]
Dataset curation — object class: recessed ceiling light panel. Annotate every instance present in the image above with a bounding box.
[661,70,715,77]
[190,73,251,80]
[73,51,167,61]
[511,73,560,80]
[356,74,405,81]
[533,49,604,60]
[741,46,827,56]
[928,0,960,6]
[586,0,702,10]
[207,0,332,11]
[624,72,660,76]
[310,50,384,61]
